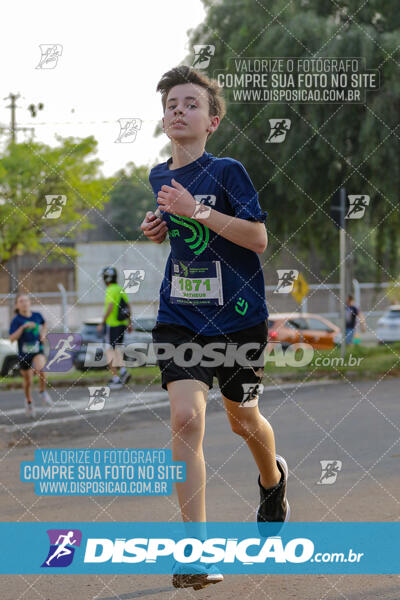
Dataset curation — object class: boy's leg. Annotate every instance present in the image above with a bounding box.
[223,395,281,489]
[167,379,208,522]
[217,320,281,488]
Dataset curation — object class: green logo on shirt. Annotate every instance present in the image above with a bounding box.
[169,215,209,255]
[235,297,248,316]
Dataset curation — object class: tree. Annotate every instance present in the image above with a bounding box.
[105,164,157,241]
[0,135,111,266]
[176,0,400,282]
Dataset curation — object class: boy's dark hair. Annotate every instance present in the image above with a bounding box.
[156,65,226,138]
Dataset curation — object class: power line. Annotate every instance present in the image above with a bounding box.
[15,118,160,127]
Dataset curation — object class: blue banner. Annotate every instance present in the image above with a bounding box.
[0,522,398,574]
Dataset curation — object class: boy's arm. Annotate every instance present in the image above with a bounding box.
[194,208,267,254]
[157,179,267,254]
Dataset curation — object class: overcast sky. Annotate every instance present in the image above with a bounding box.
[0,0,206,176]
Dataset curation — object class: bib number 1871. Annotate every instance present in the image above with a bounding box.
[178,278,210,292]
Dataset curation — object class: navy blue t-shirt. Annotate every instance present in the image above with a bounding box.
[149,151,269,335]
[9,311,45,357]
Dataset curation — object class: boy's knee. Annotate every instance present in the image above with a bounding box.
[172,409,204,436]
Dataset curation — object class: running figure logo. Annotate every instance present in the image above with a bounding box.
[316,460,343,485]
[43,195,67,219]
[123,270,146,294]
[194,194,216,206]
[240,383,264,407]
[36,44,63,69]
[274,269,299,293]
[192,45,215,69]
[345,195,370,219]
[41,529,82,567]
[192,195,216,219]
[86,386,110,411]
[266,119,291,143]
[45,334,81,372]
[115,118,142,143]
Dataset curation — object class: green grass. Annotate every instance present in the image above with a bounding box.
[263,342,400,380]
[0,366,161,390]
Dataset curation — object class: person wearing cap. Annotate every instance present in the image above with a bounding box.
[97,266,133,389]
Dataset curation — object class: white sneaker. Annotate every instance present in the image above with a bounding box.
[25,401,36,418]
[40,390,54,406]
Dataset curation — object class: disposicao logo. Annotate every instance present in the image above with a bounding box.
[41,529,82,568]
[83,536,314,564]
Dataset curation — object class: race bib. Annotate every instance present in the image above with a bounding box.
[22,341,40,354]
[170,259,223,306]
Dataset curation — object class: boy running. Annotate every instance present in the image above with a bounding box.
[141,66,289,590]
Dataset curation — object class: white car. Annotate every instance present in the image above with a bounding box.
[376,305,400,343]
[0,338,20,376]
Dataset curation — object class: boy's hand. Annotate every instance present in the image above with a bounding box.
[140,211,168,243]
[157,178,197,219]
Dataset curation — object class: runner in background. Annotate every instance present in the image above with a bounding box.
[9,294,53,417]
[97,266,133,389]
[345,294,366,344]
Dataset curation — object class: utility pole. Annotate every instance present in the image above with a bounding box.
[339,188,347,359]
[5,94,20,319]
[3,94,39,319]
[4,93,36,144]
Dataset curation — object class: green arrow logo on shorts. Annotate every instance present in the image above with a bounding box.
[235,297,248,316]
[169,215,209,255]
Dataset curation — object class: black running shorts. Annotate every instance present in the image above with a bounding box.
[106,325,127,349]
[151,320,268,403]
[19,349,44,371]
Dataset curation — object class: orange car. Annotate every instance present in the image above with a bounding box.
[267,313,341,350]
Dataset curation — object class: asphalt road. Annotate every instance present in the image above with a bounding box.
[0,377,399,599]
